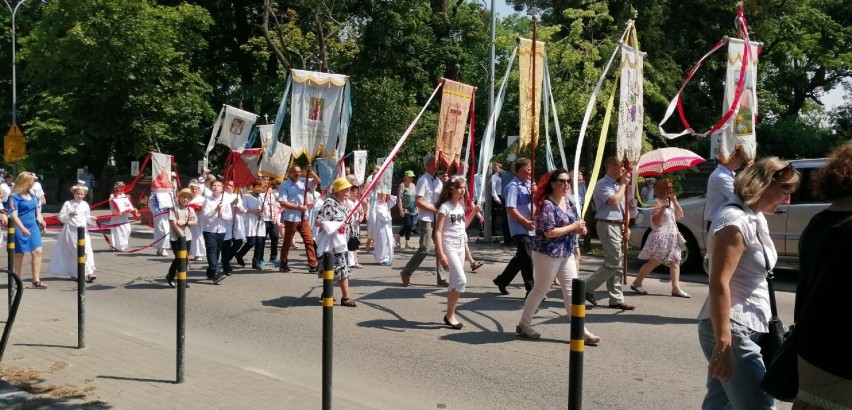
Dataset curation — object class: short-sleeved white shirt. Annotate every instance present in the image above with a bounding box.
[438,201,466,241]
[697,199,775,332]
[415,173,442,223]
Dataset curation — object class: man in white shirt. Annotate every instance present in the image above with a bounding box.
[399,154,447,287]
[704,148,747,233]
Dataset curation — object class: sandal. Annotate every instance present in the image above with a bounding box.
[470,260,484,271]
[86,275,97,283]
[340,298,358,307]
[630,284,648,295]
[31,281,48,289]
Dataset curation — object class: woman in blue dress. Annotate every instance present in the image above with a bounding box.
[9,172,47,288]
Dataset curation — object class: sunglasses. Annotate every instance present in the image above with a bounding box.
[552,178,571,184]
[772,164,795,182]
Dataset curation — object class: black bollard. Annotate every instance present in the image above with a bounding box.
[568,278,586,410]
[7,225,14,310]
[77,226,86,349]
[321,251,334,410]
[1,225,23,363]
[176,236,187,383]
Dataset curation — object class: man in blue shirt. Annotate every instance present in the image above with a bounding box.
[585,156,635,310]
[278,165,319,273]
[492,158,535,295]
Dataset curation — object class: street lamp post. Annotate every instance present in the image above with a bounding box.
[4,0,41,126]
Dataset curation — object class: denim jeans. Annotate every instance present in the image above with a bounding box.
[398,214,416,240]
[698,318,776,410]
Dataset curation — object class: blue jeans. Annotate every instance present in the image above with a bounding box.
[398,214,416,240]
[697,318,776,410]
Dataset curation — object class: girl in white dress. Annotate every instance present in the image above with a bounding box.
[187,183,206,261]
[435,176,480,329]
[371,190,397,265]
[48,183,96,281]
[109,181,135,251]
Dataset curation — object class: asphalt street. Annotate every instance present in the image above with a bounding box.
[0,223,797,409]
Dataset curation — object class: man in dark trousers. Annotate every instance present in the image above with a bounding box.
[492,158,535,296]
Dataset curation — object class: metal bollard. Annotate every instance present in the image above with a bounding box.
[7,225,15,310]
[176,236,187,383]
[1,225,23,363]
[568,278,586,410]
[77,226,86,349]
[321,251,334,410]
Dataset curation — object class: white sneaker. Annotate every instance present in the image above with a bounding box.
[584,334,602,346]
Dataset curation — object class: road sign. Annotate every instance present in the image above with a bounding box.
[4,123,26,163]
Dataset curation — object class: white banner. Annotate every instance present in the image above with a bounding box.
[206,105,258,154]
[377,157,393,193]
[290,69,349,161]
[352,150,368,186]
[257,124,275,147]
[711,38,759,163]
[258,141,292,181]
[151,153,174,193]
[617,44,644,165]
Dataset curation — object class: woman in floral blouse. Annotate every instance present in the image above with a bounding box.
[314,177,357,307]
[515,168,601,345]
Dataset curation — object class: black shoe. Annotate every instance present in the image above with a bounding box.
[207,274,214,280]
[279,264,291,272]
[585,292,598,306]
[308,266,318,274]
[166,274,175,288]
[443,315,464,330]
[213,273,227,284]
[235,257,245,267]
[224,271,232,277]
[493,279,509,295]
[252,264,261,270]
[609,302,635,311]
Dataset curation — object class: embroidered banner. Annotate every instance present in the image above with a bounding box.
[376,157,394,193]
[435,79,474,168]
[617,43,644,165]
[151,153,174,193]
[258,140,292,181]
[290,69,349,161]
[205,105,258,155]
[352,150,368,186]
[518,38,545,151]
[711,38,760,163]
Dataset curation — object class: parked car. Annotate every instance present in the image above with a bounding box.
[628,158,828,273]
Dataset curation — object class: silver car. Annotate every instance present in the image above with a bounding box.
[628,158,828,272]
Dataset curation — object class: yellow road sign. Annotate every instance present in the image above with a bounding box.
[4,123,27,163]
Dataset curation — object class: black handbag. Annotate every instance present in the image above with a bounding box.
[754,230,797,401]
[347,235,360,251]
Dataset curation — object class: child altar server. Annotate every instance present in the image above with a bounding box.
[370,189,397,266]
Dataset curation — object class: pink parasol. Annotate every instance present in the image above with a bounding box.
[637,147,705,177]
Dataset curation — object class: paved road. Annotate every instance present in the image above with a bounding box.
[1,225,797,409]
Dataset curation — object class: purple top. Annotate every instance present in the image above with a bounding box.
[532,198,579,258]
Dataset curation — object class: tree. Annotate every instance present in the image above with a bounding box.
[19,0,214,181]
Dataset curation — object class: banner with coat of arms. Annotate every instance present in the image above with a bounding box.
[206,105,259,155]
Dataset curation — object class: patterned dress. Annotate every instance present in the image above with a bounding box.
[637,198,681,264]
[316,197,351,281]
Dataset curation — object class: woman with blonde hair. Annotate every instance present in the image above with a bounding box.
[9,172,47,288]
[698,156,799,409]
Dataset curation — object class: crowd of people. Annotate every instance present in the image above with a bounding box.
[3,140,852,408]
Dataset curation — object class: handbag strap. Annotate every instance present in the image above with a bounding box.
[723,202,780,317]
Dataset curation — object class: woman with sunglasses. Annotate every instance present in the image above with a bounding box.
[515,168,600,344]
[698,157,799,409]
[631,177,690,298]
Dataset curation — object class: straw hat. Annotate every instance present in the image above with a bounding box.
[331,177,352,194]
[177,188,193,198]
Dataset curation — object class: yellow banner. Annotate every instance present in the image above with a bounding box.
[435,79,474,168]
[518,38,545,151]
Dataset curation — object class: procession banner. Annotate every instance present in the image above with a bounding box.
[258,140,292,181]
[518,37,545,151]
[352,150,368,186]
[617,43,644,165]
[206,105,258,155]
[290,69,349,161]
[376,157,393,193]
[711,38,760,163]
[151,153,174,193]
[435,79,474,168]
